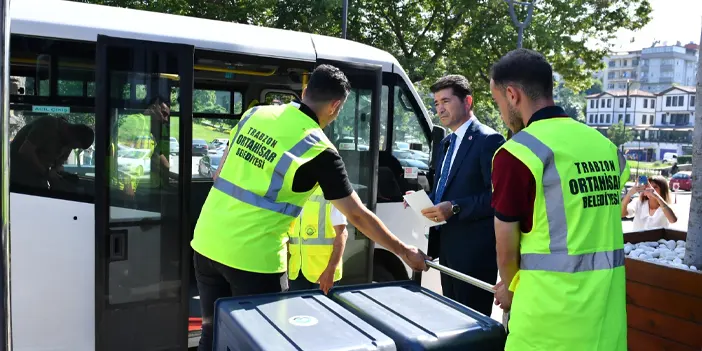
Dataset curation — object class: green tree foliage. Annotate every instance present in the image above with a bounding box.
[554,82,586,122]
[585,79,604,95]
[607,121,633,148]
[74,0,651,135]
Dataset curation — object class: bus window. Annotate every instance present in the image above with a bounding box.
[9,36,97,201]
[326,88,373,201]
[264,91,295,105]
[391,85,431,192]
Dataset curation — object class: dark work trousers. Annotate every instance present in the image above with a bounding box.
[193,251,288,351]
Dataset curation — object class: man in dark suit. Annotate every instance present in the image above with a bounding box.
[420,75,505,316]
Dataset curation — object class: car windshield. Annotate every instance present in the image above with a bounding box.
[194,139,206,145]
[673,173,690,179]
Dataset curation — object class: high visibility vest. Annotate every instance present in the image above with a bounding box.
[191,103,335,273]
[288,187,343,283]
[496,117,630,351]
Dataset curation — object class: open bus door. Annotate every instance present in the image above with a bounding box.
[94,35,194,351]
[316,60,382,285]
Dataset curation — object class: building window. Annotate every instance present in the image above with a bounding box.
[626,98,631,108]
[666,96,672,107]
[662,114,667,124]
[619,99,624,108]
[691,96,696,107]
[644,99,648,108]
[608,84,614,89]
[607,99,612,108]
[625,114,631,124]
[589,115,593,124]
[618,114,623,123]
[651,99,655,109]
[600,114,604,123]
[606,114,611,123]
[678,96,684,106]
[590,100,594,108]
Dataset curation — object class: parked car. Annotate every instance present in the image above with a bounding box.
[669,171,692,191]
[398,158,429,172]
[198,154,223,178]
[117,148,151,177]
[192,139,209,156]
[209,138,228,149]
[393,150,430,165]
[208,143,226,155]
[336,136,369,151]
[169,140,179,155]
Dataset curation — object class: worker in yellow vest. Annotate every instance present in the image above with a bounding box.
[489,49,628,350]
[288,187,348,294]
[192,64,429,351]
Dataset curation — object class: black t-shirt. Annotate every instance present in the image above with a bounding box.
[291,102,353,200]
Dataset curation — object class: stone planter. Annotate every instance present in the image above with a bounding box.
[623,228,702,350]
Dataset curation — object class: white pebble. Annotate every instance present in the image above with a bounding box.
[677,240,686,247]
[691,266,698,271]
[658,239,668,244]
[677,253,685,259]
[641,245,655,253]
[673,258,683,265]
[666,240,676,250]
[651,249,661,258]
[646,241,659,248]
[624,245,634,255]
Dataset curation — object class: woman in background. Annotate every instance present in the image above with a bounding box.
[622,175,678,231]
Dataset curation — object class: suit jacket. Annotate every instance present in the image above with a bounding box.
[427,119,505,265]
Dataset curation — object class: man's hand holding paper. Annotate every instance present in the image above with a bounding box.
[403,190,447,227]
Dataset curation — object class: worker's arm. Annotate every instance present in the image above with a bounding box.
[318,224,348,294]
[328,225,347,270]
[331,192,429,271]
[491,149,532,311]
[495,218,520,287]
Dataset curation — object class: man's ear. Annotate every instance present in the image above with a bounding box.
[465,95,473,111]
[301,87,307,99]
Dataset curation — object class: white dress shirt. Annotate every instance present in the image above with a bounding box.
[626,197,671,231]
[441,117,475,174]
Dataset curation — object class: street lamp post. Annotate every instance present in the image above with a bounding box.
[341,0,348,39]
[504,0,536,49]
[504,0,536,139]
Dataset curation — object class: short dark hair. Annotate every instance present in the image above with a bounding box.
[69,124,95,149]
[305,64,351,102]
[430,75,473,101]
[490,49,554,100]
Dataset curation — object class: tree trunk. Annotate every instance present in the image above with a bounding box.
[684,23,702,267]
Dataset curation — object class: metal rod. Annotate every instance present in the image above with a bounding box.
[425,260,495,293]
[341,0,348,39]
[0,0,11,350]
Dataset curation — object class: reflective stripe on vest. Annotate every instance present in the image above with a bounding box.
[289,195,335,245]
[212,107,325,218]
[510,130,626,273]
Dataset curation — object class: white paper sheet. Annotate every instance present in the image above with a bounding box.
[403,190,446,227]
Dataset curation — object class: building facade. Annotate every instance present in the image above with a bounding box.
[586,86,696,161]
[599,42,699,94]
